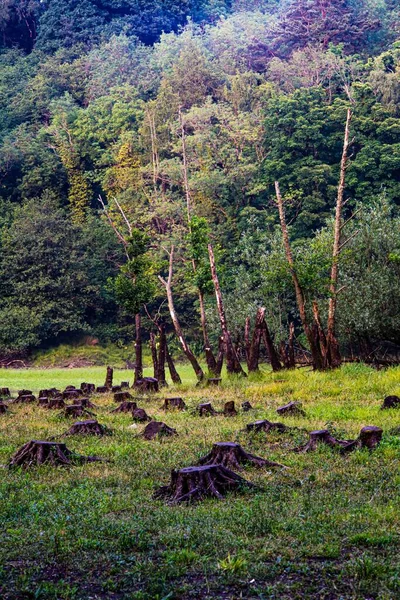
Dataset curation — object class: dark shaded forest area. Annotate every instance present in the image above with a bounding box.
[0,0,399,369]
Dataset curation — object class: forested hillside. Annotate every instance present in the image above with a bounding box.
[0,0,399,364]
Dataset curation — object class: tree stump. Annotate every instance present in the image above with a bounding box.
[112,385,122,393]
[277,401,306,417]
[65,385,76,390]
[246,420,288,434]
[207,378,222,386]
[133,408,151,422]
[154,464,253,504]
[142,421,177,440]
[381,395,400,409]
[121,381,130,389]
[162,397,186,411]
[198,442,284,470]
[96,386,108,393]
[357,426,383,449]
[18,389,32,396]
[0,402,8,414]
[64,420,111,436]
[80,383,95,395]
[64,405,94,419]
[198,402,217,416]
[114,391,132,403]
[38,396,49,406]
[9,440,101,468]
[134,377,159,393]
[242,401,253,412]
[40,388,60,398]
[0,387,10,397]
[105,366,113,389]
[77,397,96,409]
[223,401,237,417]
[14,394,36,404]
[47,398,66,410]
[62,389,83,400]
[294,429,348,453]
[112,401,138,413]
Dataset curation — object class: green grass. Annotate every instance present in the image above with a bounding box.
[1,363,400,599]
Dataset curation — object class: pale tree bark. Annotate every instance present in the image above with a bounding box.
[158,246,205,382]
[275,181,324,370]
[326,108,352,368]
[166,343,182,384]
[208,244,246,376]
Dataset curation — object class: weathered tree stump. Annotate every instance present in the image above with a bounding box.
[47,398,66,410]
[64,420,111,436]
[64,405,94,419]
[246,419,288,434]
[9,440,101,468]
[40,388,60,398]
[198,442,284,470]
[277,401,306,417]
[65,385,75,390]
[154,464,253,504]
[162,397,186,411]
[223,401,237,417]
[112,401,138,413]
[0,402,8,414]
[112,385,122,393]
[114,391,132,403]
[357,426,383,449]
[80,383,95,395]
[62,389,83,400]
[134,377,159,393]
[18,389,32,396]
[121,381,130,389]
[0,387,10,397]
[96,386,108,393]
[293,429,344,453]
[381,395,400,409]
[77,397,96,409]
[294,426,383,453]
[105,366,114,389]
[142,421,177,440]
[207,378,222,386]
[14,394,36,404]
[242,401,253,412]
[198,402,217,416]
[133,408,151,422]
[38,396,49,406]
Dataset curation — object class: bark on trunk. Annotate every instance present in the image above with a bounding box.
[199,289,218,375]
[157,324,168,387]
[149,332,158,379]
[261,320,282,372]
[134,313,143,384]
[248,308,266,372]
[166,342,182,384]
[208,244,246,377]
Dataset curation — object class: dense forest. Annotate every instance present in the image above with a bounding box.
[0,0,399,368]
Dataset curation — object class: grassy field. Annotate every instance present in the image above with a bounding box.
[0,363,400,600]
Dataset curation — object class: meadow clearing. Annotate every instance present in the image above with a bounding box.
[0,363,400,600]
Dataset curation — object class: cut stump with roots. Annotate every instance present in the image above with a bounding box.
[198,442,285,470]
[77,397,96,409]
[198,402,217,416]
[381,395,400,409]
[162,397,186,411]
[64,420,111,436]
[112,401,137,413]
[154,464,254,504]
[293,426,383,453]
[241,401,253,412]
[14,394,36,404]
[80,383,95,395]
[0,402,8,414]
[133,408,151,422]
[207,378,222,387]
[121,381,130,389]
[246,420,288,434]
[46,398,66,410]
[96,386,108,393]
[0,387,10,397]
[224,401,237,417]
[142,421,177,440]
[114,391,132,403]
[134,377,159,394]
[62,389,83,400]
[64,405,95,419]
[9,440,102,468]
[277,402,306,417]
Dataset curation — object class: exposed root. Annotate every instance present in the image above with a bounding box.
[197,442,285,470]
[246,420,288,434]
[9,440,102,468]
[64,419,111,436]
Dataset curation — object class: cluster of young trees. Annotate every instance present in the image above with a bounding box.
[0,0,399,368]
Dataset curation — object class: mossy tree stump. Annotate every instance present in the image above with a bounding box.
[154,464,253,504]
[9,440,101,468]
[64,420,111,436]
[277,401,306,417]
[135,377,159,393]
[198,442,284,470]
[198,402,217,416]
[112,401,138,413]
[223,401,237,417]
[246,420,288,434]
[114,391,132,403]
[64,405,95,419]
[133,408,151,422]
[162,397,186,411]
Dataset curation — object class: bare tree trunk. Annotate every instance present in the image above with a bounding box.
[326,108,352,368]
[159,246,204,382]
[208,244,246,377]
[288,322,295,368]
[275,181,324,370]
[157,323,168,387]
[199,289,218,375]
[166,342,182,384]
[134,313,143,384]
[261,319,282,372]
[248,308,266,372]
[149,331,158,379]
[215,335,225,377]
[245,317,251,369]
